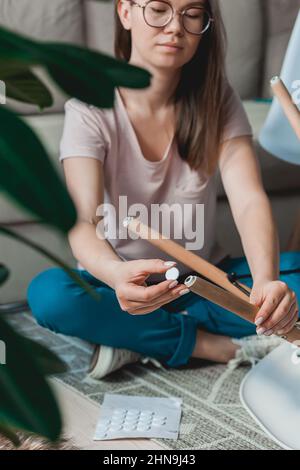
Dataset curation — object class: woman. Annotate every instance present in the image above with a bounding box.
[27,0,299,379]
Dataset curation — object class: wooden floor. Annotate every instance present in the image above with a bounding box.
[50,378,164,450]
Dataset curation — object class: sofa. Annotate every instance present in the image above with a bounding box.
[0,0,299,303]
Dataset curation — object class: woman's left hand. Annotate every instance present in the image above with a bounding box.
[250,280,299,336]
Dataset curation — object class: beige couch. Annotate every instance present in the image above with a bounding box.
[0,0,300,303]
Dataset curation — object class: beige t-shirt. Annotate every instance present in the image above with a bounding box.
[59,83,252,282]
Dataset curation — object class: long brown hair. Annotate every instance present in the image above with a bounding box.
[114,0,228,176]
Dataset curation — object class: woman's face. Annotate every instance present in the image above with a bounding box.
[117,0,206,71]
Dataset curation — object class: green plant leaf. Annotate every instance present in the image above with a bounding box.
[0,315,62,441]
[21,337,68,376]
[0,105,77,234]
[0,264,9,286]
[0,423,20,447]
[0,25,151,108]
[0,226,101,302]
[42,43,151,108]
[0,60,53,109]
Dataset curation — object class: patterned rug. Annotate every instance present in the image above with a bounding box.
[6,311,281,450]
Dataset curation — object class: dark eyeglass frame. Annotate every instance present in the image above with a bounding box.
[127,0,214,35]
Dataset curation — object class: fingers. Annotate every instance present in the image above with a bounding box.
[117,277,190,313]
[274,302,298,333]
[115,258,184,314]
[258,300,297,335]
[255,283,286,325]
[257,293,295,332]
[125,290,188,315]
[126,283,190,314]
[257,290,298,335]
[119,279,178,304]
[276,309,299,336]
[128,258,177,277]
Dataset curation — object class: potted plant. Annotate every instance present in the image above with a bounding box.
[0,20,151,446]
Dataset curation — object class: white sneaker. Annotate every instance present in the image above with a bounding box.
[228,334,285,370]
[87,344,166,380]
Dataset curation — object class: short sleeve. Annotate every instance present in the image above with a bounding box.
[221,81,253,143]
[59,98,108,164]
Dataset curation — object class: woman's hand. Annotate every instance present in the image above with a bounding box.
[250,280,299,336]
[110,258,190,315]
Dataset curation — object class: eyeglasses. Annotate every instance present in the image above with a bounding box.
[128,0,214,35]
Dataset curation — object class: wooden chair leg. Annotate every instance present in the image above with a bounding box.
[286,210,300,251]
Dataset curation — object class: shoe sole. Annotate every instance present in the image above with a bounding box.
[88,345,115,380]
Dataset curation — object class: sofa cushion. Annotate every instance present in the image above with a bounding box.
[220,0,264,99]
[216,100,300,197]
[84,0,115,55]
[0,223,76,302]
[0,0,85,114]
[261,0,300,98]
[245,102,300,193]
[0,113,65,224]
[216,193,300,258]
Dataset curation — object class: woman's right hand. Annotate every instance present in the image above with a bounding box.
[110,259,190,315]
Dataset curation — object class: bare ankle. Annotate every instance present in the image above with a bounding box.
[191,330,240,363]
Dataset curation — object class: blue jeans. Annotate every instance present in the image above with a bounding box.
[26,251,300,368]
